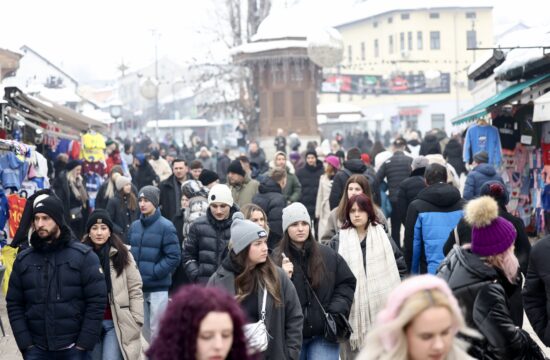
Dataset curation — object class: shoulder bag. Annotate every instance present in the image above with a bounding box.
[243,288,270,354]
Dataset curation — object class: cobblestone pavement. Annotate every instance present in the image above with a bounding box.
[1,294,549,359]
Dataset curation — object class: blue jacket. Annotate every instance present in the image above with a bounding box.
[129,208,181,292]
[404,183,464,274]
[463,163,504,200]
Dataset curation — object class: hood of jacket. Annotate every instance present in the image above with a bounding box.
[474,163,497,176]
[268,160,295,174]
[417,182,462,208]
[343,159,367,173]
[259,177,282,194]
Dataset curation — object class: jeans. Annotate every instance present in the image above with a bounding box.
[300,337,339,360]
[89,320,123,360]
[24,346,87,360]
[143,291,169,342]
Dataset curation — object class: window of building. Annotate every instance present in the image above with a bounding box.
[466,12,476,19]
[429,12,440,19]
[400,32,405,51]
[389,35,394,54]
[417,31,423,50]
[374,39,379,57]
[373,21,378,28]
[430,31,440,50]
[388,17,393,24]
[408,31,413,50]
[401,13,410,20]
[401,114,418,130]
[361,41,366,60]
[348,45,352,63]
[467,30,477,49]
[431,114,445,130]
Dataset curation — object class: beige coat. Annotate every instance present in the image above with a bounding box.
[315,174,332,240]
[109,247,144,360]
[149,157,172,182]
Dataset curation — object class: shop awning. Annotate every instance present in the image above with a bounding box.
[452,73,550,126]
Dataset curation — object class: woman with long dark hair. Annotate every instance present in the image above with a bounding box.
[209,212,303,359]
[53,160,88,238]
[147,285,252,360]
[330,193,403,358]
[106,176,139,241]
[82,210,144,360]
[273,203,356,359]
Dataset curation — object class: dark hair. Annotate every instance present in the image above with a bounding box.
[190,160,203,170]
[337,174,373,223]
[238,155,250,164]
[231,248,282,306]
[424,163,447,185]
[82,232,129,277]
[270,168,287,183]
[347,147,361,160]
[342,193,380,229]
[274,231,326,289]
[119,188,138,212]
[420,134,441,155]
[147,285,250,360]
[172,158,187,166]
[370,141,386,162]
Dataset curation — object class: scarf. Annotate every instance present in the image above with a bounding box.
[95,241,112,294]
[69,175,88,204]
[338,224,401,350]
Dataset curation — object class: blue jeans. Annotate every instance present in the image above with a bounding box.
[143,291,169,342]
[24,346,87,360]
[89,320,123,360]
[300,337,339,360]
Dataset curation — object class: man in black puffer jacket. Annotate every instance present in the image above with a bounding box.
[182,184,239,283]
[296,150,324,228]
[329,147,380,210]
[7,196,107,357]
[252,168,288,249]
[396,156,428,225]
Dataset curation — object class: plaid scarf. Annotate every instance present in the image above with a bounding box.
[338,224,401,350]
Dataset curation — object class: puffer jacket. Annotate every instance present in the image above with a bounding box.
[404,183,464,274]
[6,226,107,351]
[208,257,304,360]
[463,163,504,200]
[182,205,238,283]
[129,209,181,292]
[107,247,144,360]
[396,167,427,225]
[443,138,467,176]
[253,178,286,248]
[230,174,260,207]
[106,193,139,240]
[437,247,532,359]
[329,159,373,209]
[275,240,356,341]
[376,151,413,202]
[296,160,324,218]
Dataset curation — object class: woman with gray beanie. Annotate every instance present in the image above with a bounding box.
[208,212,304,359]
[273,203,356,360]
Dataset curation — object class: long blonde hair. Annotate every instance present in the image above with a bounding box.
[359,289,477,360]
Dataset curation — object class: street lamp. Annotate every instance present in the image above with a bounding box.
[109,101,123,137]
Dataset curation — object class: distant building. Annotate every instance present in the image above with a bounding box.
[319,1,494,135]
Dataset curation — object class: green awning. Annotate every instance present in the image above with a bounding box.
[452,73,550,125]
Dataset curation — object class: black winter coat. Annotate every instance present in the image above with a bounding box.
[443,139,467,175]
[437,247,530,359]
[216,154,231,183]
[396,167,427,225]
[182,206,238,283]
[252,178,286,248]
[249,148,269,174]
[106,193,139,240]
[6,226,107,351]
[523,235,550,346]
[159,174,183,220]
[276,241,356,340]
[329,159,380,210]
[375,151,413,202]
[131,162,158,190]
[296,160,324,218]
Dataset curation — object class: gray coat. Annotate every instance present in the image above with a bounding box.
[208,265,303,360]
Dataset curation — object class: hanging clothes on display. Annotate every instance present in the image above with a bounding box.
[463,119,502,167]
[492,112,519,153]
[7,192,26,238]
[81,131,106,162]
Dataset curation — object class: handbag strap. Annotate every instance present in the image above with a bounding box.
[303,274,329,317]
[260,288,267,321]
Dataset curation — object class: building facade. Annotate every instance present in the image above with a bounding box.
[319,3,493,136]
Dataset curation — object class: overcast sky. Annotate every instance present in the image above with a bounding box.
[0,0,547,84]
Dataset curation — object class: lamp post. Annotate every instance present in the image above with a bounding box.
[109,101,123,138]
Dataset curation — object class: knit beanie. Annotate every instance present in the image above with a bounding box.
[289,152,300,162]
[480,180,509,208]
[115,176,132,191]
[65,160,82,172]
[208,184,234,207]
[361,153,370,165]
[324,155,340,170]
[33,196,65,227]
[138,185,160,208]
[465,196,516,256]
[282,202,311,233]
[86,209,114,234]
[199,169,219,187]
[305,150,317,158]
[375,274,463,350]
[230,212,268,254]
[227,159,246,177]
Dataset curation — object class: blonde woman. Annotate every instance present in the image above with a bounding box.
[358,275,476,360]
[240,203,270,234]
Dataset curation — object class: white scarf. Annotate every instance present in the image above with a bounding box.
[338,224,401,350]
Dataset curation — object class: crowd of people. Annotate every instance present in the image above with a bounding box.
[4,127,550,360]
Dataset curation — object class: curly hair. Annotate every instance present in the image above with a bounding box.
[146,285,252,360]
